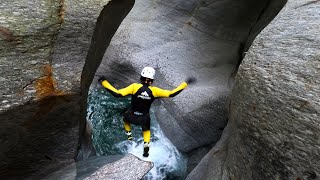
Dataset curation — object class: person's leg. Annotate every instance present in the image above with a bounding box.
[142,116,151,157]
[124,120,133,140]
[143,130,151,142]
[123,110,134,140]
[143,130,151,157]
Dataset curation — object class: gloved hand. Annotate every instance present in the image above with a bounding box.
[186,77,197,85]
[98,76,107,83]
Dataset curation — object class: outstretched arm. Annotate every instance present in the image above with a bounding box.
[151,77,196,98]
[151,82,188,98]
[100,78,134,98]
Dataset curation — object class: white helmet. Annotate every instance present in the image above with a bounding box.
[141,67,155,79]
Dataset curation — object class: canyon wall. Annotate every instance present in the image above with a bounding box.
[0,0,151,178]
[187,0,320,179]
[2,0,317,179]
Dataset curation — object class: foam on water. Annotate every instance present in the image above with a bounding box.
[116,118,187,180]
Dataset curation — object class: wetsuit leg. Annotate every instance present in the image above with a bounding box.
[123,119,133,140]
[143,130,151,143]
[124,120,131,132]
[142,115,151,157]
[141,115,151,143]
[143,132,150,157]
[122,109,135,140]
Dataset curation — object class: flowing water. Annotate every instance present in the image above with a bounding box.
[87,85,187,179]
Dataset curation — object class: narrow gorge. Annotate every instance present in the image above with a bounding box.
[0,0,319,179]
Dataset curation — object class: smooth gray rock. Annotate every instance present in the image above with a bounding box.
[187,0,320,179]
[43,154,152,180]
[97,0,287,153]
[82,154,153,180]
[43,162,77,180]
[186,122,231,180]
[186,144,214,174]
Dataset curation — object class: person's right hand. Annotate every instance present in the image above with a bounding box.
[98,76,107,83]
[186,77,197,85]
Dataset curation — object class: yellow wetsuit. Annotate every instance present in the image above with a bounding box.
[101,80,188,143]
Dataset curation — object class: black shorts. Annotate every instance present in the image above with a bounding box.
[123,109,150,131]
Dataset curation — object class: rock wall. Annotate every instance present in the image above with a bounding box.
[187,0,320,179]
[0,0,109,178]
[0,0,153,179]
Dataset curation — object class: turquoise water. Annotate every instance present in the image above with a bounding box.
[87,85,187,179]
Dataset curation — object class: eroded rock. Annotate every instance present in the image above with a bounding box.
[187,0,320,179]
[0,0,110,178]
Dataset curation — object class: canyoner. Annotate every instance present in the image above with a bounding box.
[98,67,196,157]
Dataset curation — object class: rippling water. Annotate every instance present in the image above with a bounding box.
[87,85,187,179]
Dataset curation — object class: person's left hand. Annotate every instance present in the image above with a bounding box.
[186,77,197,85]
[98,76,107,83]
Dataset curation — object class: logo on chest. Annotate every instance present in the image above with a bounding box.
[137,91,151,100]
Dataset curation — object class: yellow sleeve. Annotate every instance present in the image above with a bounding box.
[101,80,135,97]
[151,82,188,98]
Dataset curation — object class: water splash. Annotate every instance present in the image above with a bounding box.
[87,85,187,179]
[116,115,187,180]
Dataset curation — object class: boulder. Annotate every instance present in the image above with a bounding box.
[82,154,153,180]
[187,0,320,179]
[44,154,153,180]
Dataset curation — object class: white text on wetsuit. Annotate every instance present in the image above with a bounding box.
[137,91,151,100]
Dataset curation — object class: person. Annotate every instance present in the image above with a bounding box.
[98,67,196,157]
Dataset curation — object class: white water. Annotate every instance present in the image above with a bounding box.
[115,118,187,180]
